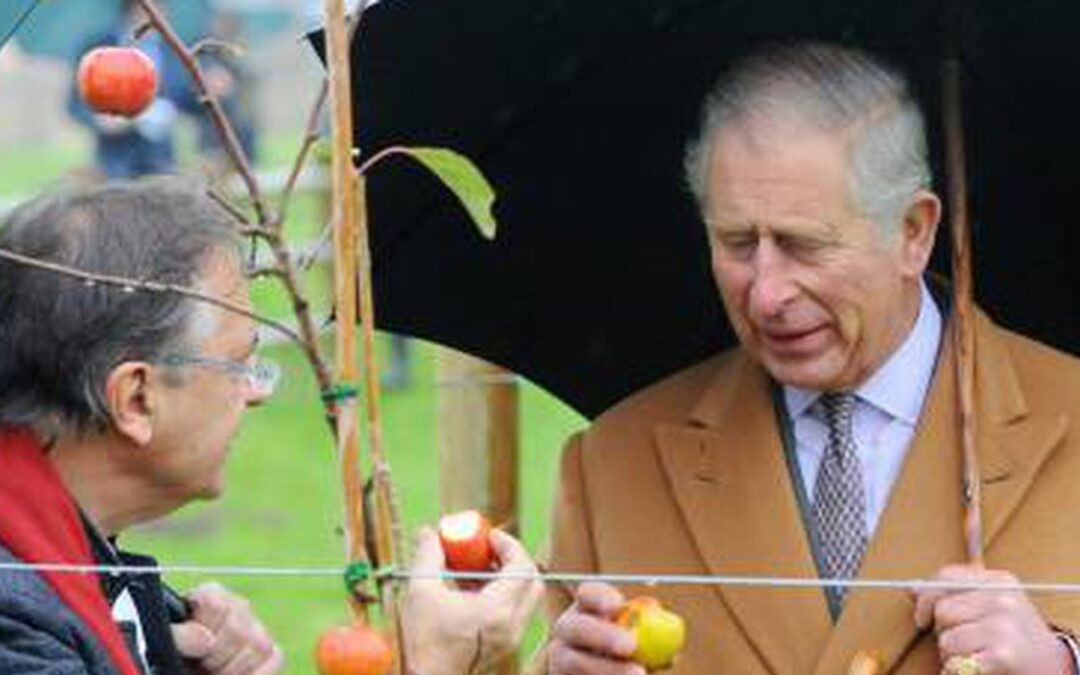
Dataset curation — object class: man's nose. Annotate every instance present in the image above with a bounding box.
[748,245,797,318]
[245,390,270,409]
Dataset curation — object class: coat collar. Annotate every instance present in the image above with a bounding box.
[654,309,1067,675]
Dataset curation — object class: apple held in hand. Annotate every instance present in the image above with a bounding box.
[77,46,157,117]
[314,622,394,675]
[438,510,495,574]
[615,596,687,671]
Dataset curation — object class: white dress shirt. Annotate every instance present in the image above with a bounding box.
[783,281,942,535]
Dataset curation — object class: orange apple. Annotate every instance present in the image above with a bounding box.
[438,510,495,575]
[314,622,394,675]
[615,596,687,671]
[77,46,157,117]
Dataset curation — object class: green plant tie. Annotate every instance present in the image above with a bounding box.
[343,561,372,592]
[343,562,396,593]
[321,383,359,403]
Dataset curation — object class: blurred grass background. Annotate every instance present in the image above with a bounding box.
[0,133,587,672]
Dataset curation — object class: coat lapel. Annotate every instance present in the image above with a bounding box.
[655,353,831,675]
[974,313,1068,549]
[812,311,1069,675]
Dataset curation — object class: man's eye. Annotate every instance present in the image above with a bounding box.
[777,235,827,255]
[718,234,757,253]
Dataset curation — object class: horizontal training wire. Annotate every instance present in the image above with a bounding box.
[6,561,1080,595]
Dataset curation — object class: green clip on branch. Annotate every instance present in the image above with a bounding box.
[344,561,396,606]
[321,382,360,404]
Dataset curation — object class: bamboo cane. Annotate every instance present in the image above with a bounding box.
[943,57,984,566]
[322,0,368,614]
[323,3,403,673]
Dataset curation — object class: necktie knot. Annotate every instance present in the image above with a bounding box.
[820,391,855,432]
[819,392,857,465]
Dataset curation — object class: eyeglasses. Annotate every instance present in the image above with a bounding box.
[157,353,281,398]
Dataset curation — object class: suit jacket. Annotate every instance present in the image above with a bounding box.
[540,309,1080,674]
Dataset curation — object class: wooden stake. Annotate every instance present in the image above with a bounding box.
[484,362,520,675]
[486,362,520,539]
[943,58,983,565]
[437,351,519,534]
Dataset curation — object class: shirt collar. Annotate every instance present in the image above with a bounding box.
[784,280,942,423]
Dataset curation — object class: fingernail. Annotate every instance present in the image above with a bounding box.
[615,629,637,655]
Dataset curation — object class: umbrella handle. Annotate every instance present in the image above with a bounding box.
[943,56,984,567]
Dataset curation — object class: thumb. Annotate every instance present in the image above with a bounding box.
[170,621,216,660]
[410,526,447,576]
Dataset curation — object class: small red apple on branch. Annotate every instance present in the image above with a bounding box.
[77,46,158,117]
[314,621,394,675]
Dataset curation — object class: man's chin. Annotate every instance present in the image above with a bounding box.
[760,354,847,391]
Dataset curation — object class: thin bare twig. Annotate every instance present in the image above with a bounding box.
[207,188,253,226]
[296,221,334,271]
[238,225,276,241]
[276,80,330,232]
[0,247,301,344]
[134,0,269,225]
[132,1,337,409]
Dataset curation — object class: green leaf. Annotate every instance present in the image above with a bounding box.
[397,147,497,239]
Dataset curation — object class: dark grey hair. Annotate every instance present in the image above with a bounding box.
[684,42,932,236]
[0,177,241,437]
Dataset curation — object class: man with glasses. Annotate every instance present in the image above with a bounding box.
[0,178,284,675]
[0,177,543,675]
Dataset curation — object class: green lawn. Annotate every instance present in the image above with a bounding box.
[0,140,588,673]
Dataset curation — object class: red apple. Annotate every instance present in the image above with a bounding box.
[438,510,495,574]
[77,46,158,117]
[314,622,394,675]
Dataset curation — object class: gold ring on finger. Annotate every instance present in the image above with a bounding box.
[942,654,982,675]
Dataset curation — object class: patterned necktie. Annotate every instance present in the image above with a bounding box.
[812,392,868,610]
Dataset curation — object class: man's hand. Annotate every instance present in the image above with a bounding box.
[171,582,284,675]
[913,564,1072,675]
[401,527,543,675]
[548,582,644,675]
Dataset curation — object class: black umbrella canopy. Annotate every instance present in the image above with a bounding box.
[332,0,1080,418]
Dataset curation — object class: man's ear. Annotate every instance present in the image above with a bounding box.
[899,189,942,276]
[105,362,156,447]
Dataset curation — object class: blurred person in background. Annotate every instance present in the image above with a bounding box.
[189,8,260,181]
[66,0,190,180]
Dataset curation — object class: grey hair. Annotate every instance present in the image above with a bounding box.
[0,176,242,438]
[684,42,932,236]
